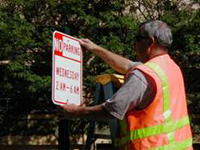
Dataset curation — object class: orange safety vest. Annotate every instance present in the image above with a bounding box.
[115,54,193,150]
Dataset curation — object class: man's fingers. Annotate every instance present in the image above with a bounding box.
[79,38,90,46]
[80,38,90,43]
[57,103,81,119]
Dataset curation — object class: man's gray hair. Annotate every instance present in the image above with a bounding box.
[139,20,173,50]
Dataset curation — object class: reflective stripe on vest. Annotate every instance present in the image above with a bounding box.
[115,116,190,145]
[146,62,175,144]
[115,62,192,149]
[146,62,172,122]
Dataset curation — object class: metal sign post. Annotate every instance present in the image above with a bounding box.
[59,119,69,150]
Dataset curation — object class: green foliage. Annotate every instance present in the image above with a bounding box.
[0,0,138,142]
[0,0,200,143]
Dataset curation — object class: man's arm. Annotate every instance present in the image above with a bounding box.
[79,39,134,74]
[59,103,115,121]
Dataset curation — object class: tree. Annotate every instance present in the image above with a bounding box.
[0,0,200,145]
[0,0,138,145]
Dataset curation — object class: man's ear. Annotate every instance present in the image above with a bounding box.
[147,36,155,54]
[148,36,155,46]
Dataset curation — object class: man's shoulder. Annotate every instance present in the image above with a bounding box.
[125,69,148,86]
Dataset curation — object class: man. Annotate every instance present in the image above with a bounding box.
[60,20,193,150]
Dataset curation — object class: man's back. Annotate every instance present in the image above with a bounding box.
[116,54,193,150]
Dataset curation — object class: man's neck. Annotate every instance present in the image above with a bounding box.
[143,49,168,63]
[149,51,168,59]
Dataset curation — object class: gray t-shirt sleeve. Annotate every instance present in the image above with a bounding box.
[103,69,155,120]
[128,61,142,69]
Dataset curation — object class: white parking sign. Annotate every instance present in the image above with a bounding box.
[52,31,82,105]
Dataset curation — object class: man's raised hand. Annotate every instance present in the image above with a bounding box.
[79,39,100,52]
